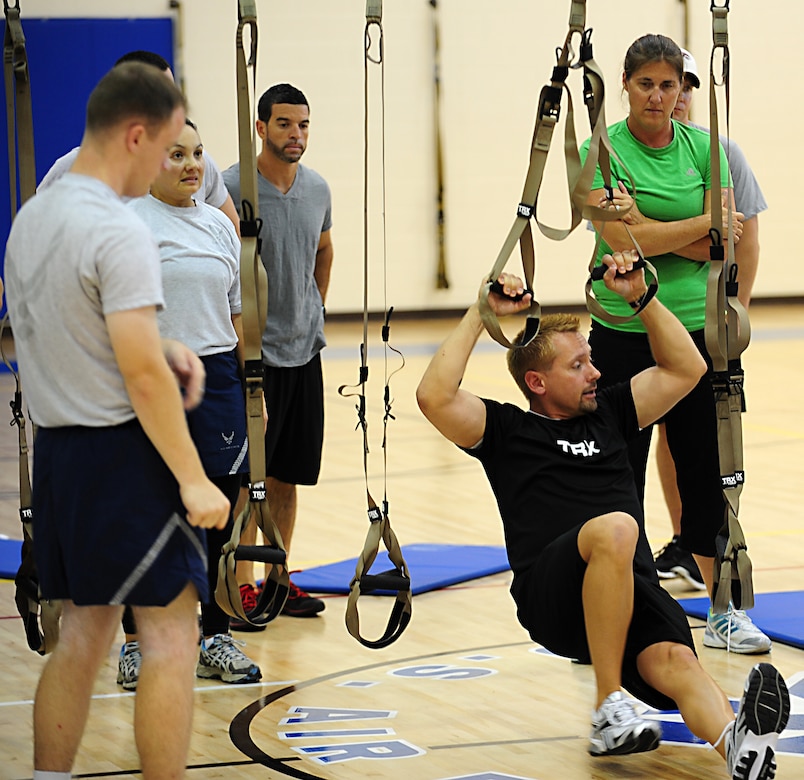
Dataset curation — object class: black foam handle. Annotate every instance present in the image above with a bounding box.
[590,257,646,281]
[235,545,287,565]
[489,279,534,302]
[359,569,411,594]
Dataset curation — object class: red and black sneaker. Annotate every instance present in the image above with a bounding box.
[282,579,325,617]
[229,583,266,632]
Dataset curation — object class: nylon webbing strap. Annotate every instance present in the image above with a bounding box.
[2,320,61,655]
[3,2,61,655]
[704,0,753,613]
[215,0,289,627]
[479,0,641,348]
[340,1,411,649]
[430,0,448,289]
[3,0,35,217]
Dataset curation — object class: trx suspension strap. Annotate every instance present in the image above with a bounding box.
[478,0,647,348]
[3,0,61,655]
[339,0,411,649]
[215,0,289,627]
[3,0,35,215]
[430,0,448,289]
[704,0,754,613]
[3,342,61,655]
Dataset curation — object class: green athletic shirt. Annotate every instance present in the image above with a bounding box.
[579,119,730,333]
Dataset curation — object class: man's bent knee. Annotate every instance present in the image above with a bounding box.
[578,512,638,561]
[637,641,700,691]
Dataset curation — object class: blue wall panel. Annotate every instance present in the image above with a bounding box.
[0,17,173,312]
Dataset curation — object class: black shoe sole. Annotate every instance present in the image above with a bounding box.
[282,606,325,617]
[672,565,707,591]
[229,620,267,632]
[589,728,661,756]
[740,663,791,736]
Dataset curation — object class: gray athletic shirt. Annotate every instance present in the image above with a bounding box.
[128,195,242,356]
[4,174,164,427]
[223,162,332,367]
[38,146,229,208]
[688,122,767,220]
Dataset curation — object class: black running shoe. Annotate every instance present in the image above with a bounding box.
[282,579,325,617]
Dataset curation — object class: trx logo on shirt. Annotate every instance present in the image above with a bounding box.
[556,439,600,457]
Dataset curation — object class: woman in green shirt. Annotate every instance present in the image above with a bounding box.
[580,34,770,654]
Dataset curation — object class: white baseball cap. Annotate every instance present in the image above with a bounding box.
[681,48,700,89]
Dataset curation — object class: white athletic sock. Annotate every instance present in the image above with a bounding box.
[33,772,71,780]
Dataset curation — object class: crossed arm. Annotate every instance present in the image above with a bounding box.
[589,185,742,262]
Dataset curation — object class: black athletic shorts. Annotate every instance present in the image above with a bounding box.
[262,353,324,485]
[589,322,726,556]
[511,524,695,711]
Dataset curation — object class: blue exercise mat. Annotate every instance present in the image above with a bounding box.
[0,538,22,579]
[677,591,804,650]
[291,543,510,596]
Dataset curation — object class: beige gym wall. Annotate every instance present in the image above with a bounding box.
[22,1,801,312]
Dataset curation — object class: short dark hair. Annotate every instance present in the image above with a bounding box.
[114,50,171,72]
[86,62,185,136]
[506,313,582,401]
[257,83,308,122]
[623,34,683,84]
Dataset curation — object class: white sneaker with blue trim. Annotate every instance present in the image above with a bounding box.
[704,606,772,654]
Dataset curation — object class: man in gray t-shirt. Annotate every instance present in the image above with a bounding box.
[4,63,229,779]
[223,83,333,619]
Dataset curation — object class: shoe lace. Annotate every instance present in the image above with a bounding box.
[653,541,672,558]
[710,608,738,653]
[730,608,753,626]
[287,580,307,600]
[601,695,639,727]
[653,536,680,559]
[712,607,765,653]
[120,642,141,675]
[240,584,258,611]
[205,634,248,663]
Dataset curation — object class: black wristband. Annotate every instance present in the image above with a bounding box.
[628,286,654,312]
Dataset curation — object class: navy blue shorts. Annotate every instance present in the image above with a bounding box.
[32,420,208,606]
[511,524,695,711]
[187,349,248,478]
[262,353,324,485]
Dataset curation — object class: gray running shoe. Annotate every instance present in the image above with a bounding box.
[196,633,262,684]
[116,640,141,691]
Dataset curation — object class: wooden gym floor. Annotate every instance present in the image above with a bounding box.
[1,302,804,779]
